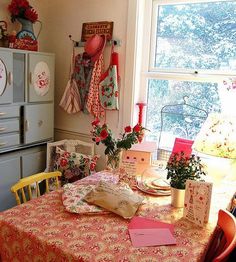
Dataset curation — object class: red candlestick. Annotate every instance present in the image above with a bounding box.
[136,102,147,125]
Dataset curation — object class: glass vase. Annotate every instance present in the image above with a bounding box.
[106,150,122,171]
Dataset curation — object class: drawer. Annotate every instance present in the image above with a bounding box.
[0,106,20,119]
[0,133,20,149]
[22,150,46,178]
[0,119,19,133]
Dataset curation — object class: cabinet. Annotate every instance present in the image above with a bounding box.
[0,145,46,211]
[0,155,21,211]
[0,50,13,104]
[0,47,55,211]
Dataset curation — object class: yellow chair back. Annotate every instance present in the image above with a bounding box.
[11,171,62,205]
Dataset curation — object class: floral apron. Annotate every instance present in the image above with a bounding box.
[74,53,94,113]
[99,46,120,110]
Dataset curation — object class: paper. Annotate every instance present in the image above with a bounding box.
[183,180,213,227]
[128,216,174,235]
[121,160,137,175]
[129,228,176,247]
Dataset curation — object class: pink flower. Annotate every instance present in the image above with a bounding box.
[95,137,101,143]
[92,119,100,126]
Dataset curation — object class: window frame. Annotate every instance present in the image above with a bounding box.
[137,0,236,118]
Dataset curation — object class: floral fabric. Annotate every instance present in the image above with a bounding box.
[86,54,105,118]
[54,147,99,183]
[0,171,234,262]
[62,183,108,215]
[74,53,94,113]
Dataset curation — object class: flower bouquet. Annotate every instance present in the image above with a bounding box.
[91,120,146,169]
[8,0,38,23]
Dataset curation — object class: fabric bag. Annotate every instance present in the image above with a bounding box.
[59,47,81,114]
[99,44,120,110]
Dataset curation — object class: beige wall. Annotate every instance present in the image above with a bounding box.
[0,0,131,169]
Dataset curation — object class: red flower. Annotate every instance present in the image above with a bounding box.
[133,124,141,132]
[100,129,109,140]
[24,8,38,23]
[8,0,38,23]
[60,158,68,167]
[124,126,132,133]
[92,119,100,126]
[90,162,96,171]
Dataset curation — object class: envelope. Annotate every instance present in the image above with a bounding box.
[128,216,175,235]
[129,228,176,247]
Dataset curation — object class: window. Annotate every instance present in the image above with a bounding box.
[138,0,236,149]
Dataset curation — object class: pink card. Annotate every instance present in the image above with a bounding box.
[129,228,176,247]
[128,216,175,235]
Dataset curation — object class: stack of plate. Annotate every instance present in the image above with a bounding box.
[137,178,171,196]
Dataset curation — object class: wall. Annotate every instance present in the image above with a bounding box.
[0,0,131,169]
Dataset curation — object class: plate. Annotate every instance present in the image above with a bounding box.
[137,180,171,196]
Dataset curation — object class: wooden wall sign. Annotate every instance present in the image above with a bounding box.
[81,21,113,41]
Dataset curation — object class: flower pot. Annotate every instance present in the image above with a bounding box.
[171,187,185,208]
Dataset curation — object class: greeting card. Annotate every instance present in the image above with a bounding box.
[183,180,213,227]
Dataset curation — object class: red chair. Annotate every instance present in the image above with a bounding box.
[170,137,194,159]
[204,209,236,262]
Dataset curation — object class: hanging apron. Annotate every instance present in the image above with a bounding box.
[99,44,120,110]
[86,54,105,118]
[59,78,82,114]
[59,47,81,114]
[74,53,94,113]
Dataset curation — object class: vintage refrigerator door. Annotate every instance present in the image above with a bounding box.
[0,50,13,104]
[28,53,54,102]
[24,103,54,144]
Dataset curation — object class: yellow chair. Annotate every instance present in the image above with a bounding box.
[11,171,62,205]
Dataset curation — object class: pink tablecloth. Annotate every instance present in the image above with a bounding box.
[0,171,229,262]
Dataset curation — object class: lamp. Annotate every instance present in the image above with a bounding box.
[192,113,236,185]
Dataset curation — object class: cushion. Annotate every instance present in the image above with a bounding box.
[53,147,99,184]
[84,181,144,219]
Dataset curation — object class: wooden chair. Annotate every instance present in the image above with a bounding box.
[204,209,236,262]
[11,171,62,205]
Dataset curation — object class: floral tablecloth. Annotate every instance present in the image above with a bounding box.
[0,171,232,262]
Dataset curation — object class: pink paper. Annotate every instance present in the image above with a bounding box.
[129,228,176,247]
[128,216,174,235]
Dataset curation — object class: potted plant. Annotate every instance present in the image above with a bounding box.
[166,151,206,207]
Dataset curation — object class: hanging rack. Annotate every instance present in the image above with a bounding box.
[157,96,208,151]
[69,35,121,47]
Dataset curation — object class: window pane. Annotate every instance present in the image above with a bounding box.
[154,1,236,70]
[145,79,221,148]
